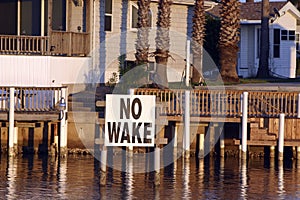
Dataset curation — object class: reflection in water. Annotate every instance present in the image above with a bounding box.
[240,159,248,199]
[182,158,190,199]
[58,158,67,199]
[7,157,17,200]
[1,155,300,199]
[278,160,285,199]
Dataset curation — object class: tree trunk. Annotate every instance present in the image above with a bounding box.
[191,0,205,85]
[257,0,270,78]
[135,0,150,65]
[220,45,239,82]
[154,0,172,88]
[219,0,240,83]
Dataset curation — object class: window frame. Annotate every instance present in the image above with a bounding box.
[130,3,152,31]
[105,0,113,32]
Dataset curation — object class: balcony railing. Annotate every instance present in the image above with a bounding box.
[0,31,89,57]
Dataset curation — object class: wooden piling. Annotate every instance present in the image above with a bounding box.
[219,127,225,157]
[184,90,190,159]
[154,147,160,186]
[278,114,285,161]
[241,92,248,160]
[8,87,15,157]
[270,146,275,158]
[100,146,107,186]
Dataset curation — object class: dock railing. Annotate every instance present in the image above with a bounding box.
[0,86,66,112]
[135,89,300,118]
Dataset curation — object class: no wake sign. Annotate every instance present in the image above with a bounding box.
[105,94,156,147]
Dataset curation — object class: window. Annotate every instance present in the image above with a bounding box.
[289,30,295,41]
[273,29,280,58]
[130,4,152,29]
[296,33,300,51]
[281,30,296,41]
[281,30,287,40]
[105,0,112,31]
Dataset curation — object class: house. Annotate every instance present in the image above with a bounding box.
[208,1,300,78]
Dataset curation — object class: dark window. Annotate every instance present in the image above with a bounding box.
[131,4,152,29]
[274,29,280,58]
[281,30,287,40]
[297,34,299,51]
[105,0,112,31]
[289,30,295,40]
[257,28,260,58]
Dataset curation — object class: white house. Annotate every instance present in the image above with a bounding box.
[238,1,300,78]
[208,1,300,78]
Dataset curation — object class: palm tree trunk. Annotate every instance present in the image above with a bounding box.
[257,0,270,78]
[219,0,240,83]
[154,0,172,88]
[191,0,205,85]
[135,0,150,66]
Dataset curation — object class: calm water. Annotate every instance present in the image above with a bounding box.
[0,154,300,199]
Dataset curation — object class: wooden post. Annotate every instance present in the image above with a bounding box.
[154,146,160,186]
[13,127,18,154]
[173,123,178,156]
[219,127,225,157]
[184,90,190,159]
[128,89,134,158]
[8,87,15,157]
[100,146,107,186]
[241,92,248,160]
[198,133,204,159]
[278,113,285,161]
[59,87,68,157]
[298,93,300,118]
[270,146,275,158]
[297,146,300,160]
[47,0,52,54]
[185,40,190,87]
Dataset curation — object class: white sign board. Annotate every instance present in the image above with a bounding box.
[105,94,156,147]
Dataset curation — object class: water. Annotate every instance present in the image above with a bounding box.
[0,154,300,199]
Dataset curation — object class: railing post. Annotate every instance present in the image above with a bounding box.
[297,93,300,118]
[241,92,248,160]
[9,87,15,156]
[59,87,68,157]
[278,113,285,161]
[185,40,190,87]
[184,90,190,159]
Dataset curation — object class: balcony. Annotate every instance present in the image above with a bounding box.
[0,31,90,57]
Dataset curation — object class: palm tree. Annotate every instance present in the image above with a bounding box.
[135,0,150,66]
[219,0,240,83]
[256,0,270,78]
[154,0,172,88]
[191,0,205,85]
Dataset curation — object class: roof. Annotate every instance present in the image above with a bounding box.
[207,1,287,20]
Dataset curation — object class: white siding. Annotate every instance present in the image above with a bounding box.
[0,55,91,86]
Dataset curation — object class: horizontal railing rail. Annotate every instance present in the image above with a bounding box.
[135,89,299,118]
[0,87,66,112]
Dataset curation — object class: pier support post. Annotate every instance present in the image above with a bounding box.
[278,113,285,161]
[173,123,178,157]
[241,92,248,160]
[219,127,225,157]
[128,89,135,158]
[198,133,204,159]
[8,87,15,157]
[297,147,300,160]
[270,146,275,158]
[13,127,18,154]
[297,93,300,118]
[100,146,107,186]
[183,90,190,159]
[154,147,160,186]
[59,87,68,157]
